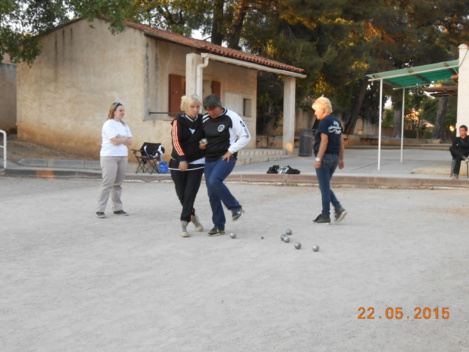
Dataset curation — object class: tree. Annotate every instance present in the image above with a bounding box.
[3,0,469,136]
[433,97,448,140]
[0,0,134,64]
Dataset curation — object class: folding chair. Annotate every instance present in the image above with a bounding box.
[131,142,165,174]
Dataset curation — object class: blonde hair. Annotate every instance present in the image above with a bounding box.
[180,94,202,112]
[107,102,126,125]
[312,96,333,114]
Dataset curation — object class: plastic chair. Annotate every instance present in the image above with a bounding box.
[131,142,165,174]
[450,158,469,178]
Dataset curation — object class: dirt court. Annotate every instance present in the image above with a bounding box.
[0,177,468,351]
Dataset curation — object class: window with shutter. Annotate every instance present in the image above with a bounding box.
[168,74,186,116]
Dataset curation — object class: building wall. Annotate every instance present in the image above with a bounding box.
[17,19,149,158]
[17,18,259,159]
[0,54,17,133]
[201,60,257,149]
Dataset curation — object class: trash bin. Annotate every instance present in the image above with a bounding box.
[298,128,314,157]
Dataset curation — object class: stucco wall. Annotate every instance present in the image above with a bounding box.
[202,60,257,148]
[17,18,259,160]
[17,19,149,158]
[0,55,17,133]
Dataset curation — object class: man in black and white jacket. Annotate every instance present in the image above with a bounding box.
[199,94,251,236]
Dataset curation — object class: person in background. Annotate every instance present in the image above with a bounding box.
[200,94,251,236]
[169,94,205,237]
[96,102,133,218]
[449,125,469,180]
[312,96,347,224]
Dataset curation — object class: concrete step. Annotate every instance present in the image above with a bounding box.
[236,154,292,166]
[236,148,291,166]
[17,158,101,169]
[14,148,292,169]
[237,148,290,157]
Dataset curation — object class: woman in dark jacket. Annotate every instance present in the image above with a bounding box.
[169,94,205,237]
[312,96,347,224]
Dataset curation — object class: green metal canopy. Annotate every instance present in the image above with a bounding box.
[367,59,459,89]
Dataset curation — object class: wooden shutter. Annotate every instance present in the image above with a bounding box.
[212,81,221,97]
[169,74,186,117]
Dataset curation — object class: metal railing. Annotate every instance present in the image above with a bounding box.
[0,129,6,169]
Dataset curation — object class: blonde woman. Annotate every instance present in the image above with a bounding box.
[312,97,346,224]
[169,94,205,237]
[96,102,133,218]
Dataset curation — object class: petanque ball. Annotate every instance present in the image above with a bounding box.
[229,232,237,239]
[312,244,320,252]
[294,242,301,250]
[281,234,287,241]
[283,235,290,243]
[286,229,292,236]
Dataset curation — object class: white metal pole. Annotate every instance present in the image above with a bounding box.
[400,88,405,163]
[378,79,383,171]
[0,129,6,169]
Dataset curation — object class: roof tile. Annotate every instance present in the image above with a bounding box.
[123,20,304,74]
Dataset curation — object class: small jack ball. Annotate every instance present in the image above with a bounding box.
[294,242,301,250]
[229,232,237,239]
[283,235,290,243]
[285,229,292,236]
[312,244,320,252]
[261,236,264,239]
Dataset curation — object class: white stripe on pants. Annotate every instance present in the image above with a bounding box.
[96,156,128,212]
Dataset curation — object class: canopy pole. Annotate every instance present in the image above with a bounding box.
[400,88,405,163]
[378,79,383,171]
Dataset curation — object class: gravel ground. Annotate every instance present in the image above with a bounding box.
[1,177,468,352]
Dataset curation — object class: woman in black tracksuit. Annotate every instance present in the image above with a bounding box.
[169,94,205,237]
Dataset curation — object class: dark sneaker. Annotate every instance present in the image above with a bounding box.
[96,212,106,218]
[114,210,129,216]
[208,227,225,237]
[232,207,244,222]
[313,214,331,224]
[334,206,347,222]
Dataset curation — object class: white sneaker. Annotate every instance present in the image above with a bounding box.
[180,221,189,237]
[191,214,204,232]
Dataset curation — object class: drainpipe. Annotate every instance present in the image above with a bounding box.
[196,55,210,99]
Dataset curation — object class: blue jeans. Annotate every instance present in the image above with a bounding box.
[315,154,341,217]
[204,158,241,229]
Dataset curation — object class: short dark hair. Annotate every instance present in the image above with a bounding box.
[460,125,468,131]
[203,94,223,110]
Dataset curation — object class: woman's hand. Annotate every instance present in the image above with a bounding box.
[221,151,233,162]
[199,139,207,150]
[179,161,188,171]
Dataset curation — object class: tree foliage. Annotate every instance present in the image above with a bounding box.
[2,0,469,132]
[1,0,137,64]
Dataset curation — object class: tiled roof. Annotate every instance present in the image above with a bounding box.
[123,21,305,74]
